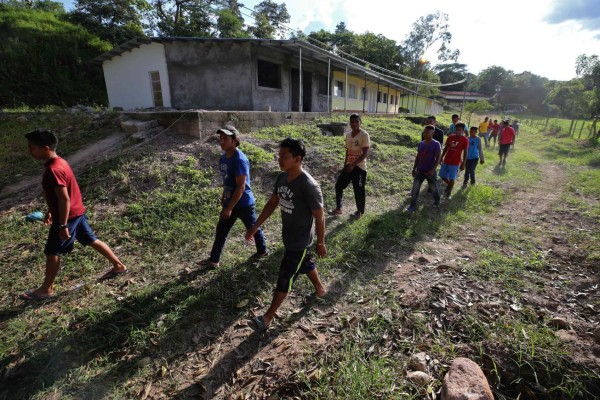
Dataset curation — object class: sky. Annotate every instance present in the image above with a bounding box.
[58,0,600,81]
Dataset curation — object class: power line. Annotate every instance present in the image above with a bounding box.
[237,4,466,88]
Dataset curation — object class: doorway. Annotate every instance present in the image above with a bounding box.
[291,69,312,112]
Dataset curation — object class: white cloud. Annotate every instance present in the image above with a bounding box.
[252,0,600,81]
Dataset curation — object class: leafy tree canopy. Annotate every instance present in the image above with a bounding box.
[246,0,290,39]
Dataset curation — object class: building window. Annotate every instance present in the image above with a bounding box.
[149,71,163,107]
[383,93,388,104]
[257,59,281,89]
[319,75,329,95]
[349,84,357,99]
[377,91,381,102]
[334,80,344,97]
[390,95,394,105]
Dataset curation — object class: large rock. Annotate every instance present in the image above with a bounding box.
[120,119,158,133]
[442,358,493,400]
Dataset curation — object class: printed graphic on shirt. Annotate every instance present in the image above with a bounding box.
[278,185,294,214]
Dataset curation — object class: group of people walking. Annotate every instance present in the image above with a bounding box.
[20,112,516,333]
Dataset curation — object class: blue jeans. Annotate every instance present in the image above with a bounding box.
[209,205,267,263]
[410,171,440,207]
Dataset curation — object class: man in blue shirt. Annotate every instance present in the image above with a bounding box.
[200,126,268,267]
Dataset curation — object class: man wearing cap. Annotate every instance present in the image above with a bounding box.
[200,126,268,267]
[498,120,515,166]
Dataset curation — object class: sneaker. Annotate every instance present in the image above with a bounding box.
[350,211,363,218]
[328,208,343,216]
[406,205,417,212]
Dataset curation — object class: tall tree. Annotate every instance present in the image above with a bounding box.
[434,62,469,91]
[399,11,460,75]
[68,0,151,46]
[246,0,290,39]
[152,0,215,37]
[0,0,64,13]
[216,0,246,38]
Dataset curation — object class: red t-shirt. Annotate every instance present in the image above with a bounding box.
[491,123,500,135]
[42,156,85,220]
[443,134,469,166]
[499,126,515,145]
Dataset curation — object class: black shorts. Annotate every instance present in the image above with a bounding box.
[498,144,511,156]
[44,214,97,256]
[276,248,316,293]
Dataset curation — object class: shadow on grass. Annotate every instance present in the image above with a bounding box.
[0,186,468,399]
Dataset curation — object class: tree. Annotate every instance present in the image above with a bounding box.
[463,100,493,126]
[543,80,590,118]
[472,66,514,94]
[399,11,460,75]
[216,0,247,38]
[434,62,469,91]
[0,0,64,13]
[68,0,151,46]
[152,0,215,37]
[246,0,290,39]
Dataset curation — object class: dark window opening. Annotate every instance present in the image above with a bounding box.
[257,59,281,89]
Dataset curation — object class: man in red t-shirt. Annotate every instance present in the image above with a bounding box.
[498,120,515,166]
[439,122,469,199]
[21,129,127,300]
[489,119,501,149]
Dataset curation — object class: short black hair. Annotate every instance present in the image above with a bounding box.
[470,126,478,132]
[451,114,459,119]
[25,129,58,150]
[280,137,306,159]
[424,125,435,132]
[426,116,436,121]
[349,113,362,122]
[455,122,466,129]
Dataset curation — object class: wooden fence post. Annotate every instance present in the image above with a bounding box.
[572,120,578,137]
[568,119,575,137]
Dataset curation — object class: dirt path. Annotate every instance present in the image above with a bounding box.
[142,156,598,399]
[0,132,128,210]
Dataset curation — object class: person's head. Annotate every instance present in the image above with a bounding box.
[217,125,240,151]
[502,119,510,126]
[469,126,478,136]
[493,119,498,123]
[278,138,306,171]
[425,116,437,126]
[25,129,58,160]
[484,117,489,122]
[423,125,435,140]
[349,113,362,131]
[451,114,459,123]
[455,122,466,135]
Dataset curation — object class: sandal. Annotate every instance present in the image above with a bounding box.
[19,290,54,301]
[249,315,269,332]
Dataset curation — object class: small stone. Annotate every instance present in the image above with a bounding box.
[406,371,430,386]
[593,327,600,343]
[442,358,493,400]
[418,256,430,264]
[547,317,570,330]
[408,352,428,372]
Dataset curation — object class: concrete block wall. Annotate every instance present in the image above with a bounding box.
[122,110,333,137]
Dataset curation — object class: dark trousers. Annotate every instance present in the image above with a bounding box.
[464,159,479,184]
[209,205,266,263]
[410,171,440,207]
[335,167,367,214]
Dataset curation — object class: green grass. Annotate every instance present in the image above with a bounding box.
[0,111,120,189]
[1,112,599,399]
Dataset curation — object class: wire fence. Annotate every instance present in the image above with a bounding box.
[522,116,599,140]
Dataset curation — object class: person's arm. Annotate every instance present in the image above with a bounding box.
[345,147,369,172]
[312,207,327,258]
[478,139,485,164]
[460,146,467,171]
[221,174,246,220]
[430,147,441,175]
[440,145,448,165]
[412,150,421,177]
[54,186,71,240]
[245,194,279,241]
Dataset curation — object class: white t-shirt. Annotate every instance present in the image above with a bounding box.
[344,129,371,171]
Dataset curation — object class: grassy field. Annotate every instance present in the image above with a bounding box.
[0,112,598,399]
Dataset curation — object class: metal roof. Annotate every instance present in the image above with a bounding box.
[92,37,417,94]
